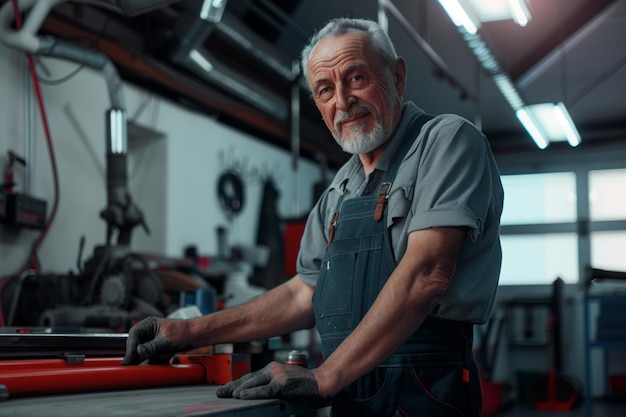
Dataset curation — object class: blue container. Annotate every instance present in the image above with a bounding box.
[181,288,217,315]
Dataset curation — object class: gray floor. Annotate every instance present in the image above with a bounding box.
[312,399,626,417]
[498,400,626,417]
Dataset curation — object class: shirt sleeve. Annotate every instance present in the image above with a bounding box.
[409,117,497,242]
[295,189,333,286]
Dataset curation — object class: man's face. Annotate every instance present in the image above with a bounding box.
[306,32,403,154]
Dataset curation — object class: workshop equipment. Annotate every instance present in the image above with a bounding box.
[530,278,581,411]
[584,266,626,287]
[475,310,507,416]
[0,0,153,329]
[0,151,47,229]
[0,354,250,399]
[0,357,205,398]
[0,330,252,400]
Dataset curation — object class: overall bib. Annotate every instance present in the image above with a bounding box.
[312,114,482,417]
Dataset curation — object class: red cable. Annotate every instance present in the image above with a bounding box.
[411,366,465,416]
[0,0,61,326]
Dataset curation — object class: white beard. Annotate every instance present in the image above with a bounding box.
[333,95,397,154]
[334,114,388,154]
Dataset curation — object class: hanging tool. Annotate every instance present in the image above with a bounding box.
[2,151,26,194]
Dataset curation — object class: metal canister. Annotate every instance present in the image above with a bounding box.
[284,350,308,368]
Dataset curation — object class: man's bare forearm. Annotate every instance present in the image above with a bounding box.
[188,275,316,348]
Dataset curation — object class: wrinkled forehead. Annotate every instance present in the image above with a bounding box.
[310,31,372,58]
[307,31,380,73]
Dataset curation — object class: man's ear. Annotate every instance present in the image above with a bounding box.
[393,57,407,96]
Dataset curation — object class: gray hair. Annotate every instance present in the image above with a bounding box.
[300,18,398,92]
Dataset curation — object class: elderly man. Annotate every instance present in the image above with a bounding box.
[123,17,503,417]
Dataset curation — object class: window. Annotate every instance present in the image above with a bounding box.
[588,169,626,273]
[501,172,576,225]
[500,233,578,285]
[499,169,626,285]
[499,173,578,285]
[589,168,626,221]
[591,231,626,271]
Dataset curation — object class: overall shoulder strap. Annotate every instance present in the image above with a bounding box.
[385,112,434,182]
[373,112,434,221]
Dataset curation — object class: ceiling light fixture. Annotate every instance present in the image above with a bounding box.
[492,73,524,110]
[507,0,531,27]
[461,0,531,27]
[200,0,228,23]
[554,102,581,147]
[517,102,582,148]
[437,0,479,35]
[515,107,548,149]
[189,49,213,72]
[437,0,581,149]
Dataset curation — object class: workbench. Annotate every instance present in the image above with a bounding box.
[0,331,326,417]
[0,385,325,417]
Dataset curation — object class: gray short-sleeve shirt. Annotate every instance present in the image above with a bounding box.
[297,102,504,324]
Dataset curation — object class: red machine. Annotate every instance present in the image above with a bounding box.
[0,331,251,400]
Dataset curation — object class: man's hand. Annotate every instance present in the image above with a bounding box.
[121,316,192,365]
[216,361,321,401]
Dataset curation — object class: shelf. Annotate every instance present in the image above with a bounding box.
[583,292,626,417]
[588,340,626,349]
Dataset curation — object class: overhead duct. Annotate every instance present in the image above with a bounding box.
[98,0,181,16]
[163,2,293,120]
[182,46,288,119]
[215,11,295,82]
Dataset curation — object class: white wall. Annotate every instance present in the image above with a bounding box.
[0,46,323,277]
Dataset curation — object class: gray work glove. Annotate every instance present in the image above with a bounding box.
[216,361,321,400]
[121,316,192,365]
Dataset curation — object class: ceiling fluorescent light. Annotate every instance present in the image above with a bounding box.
[516,107,549,149]
[492,73,524,110]
[523,103,581,147]
[189,49,213,72]
[200,0,228,23]
[507,0,531,27]
[554,102,581,147]
[438,0,479,34]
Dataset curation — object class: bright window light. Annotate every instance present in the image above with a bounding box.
[500,233,578,285]
[501,172,577,225]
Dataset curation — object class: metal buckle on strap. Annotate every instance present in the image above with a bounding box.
[373,181,392,222]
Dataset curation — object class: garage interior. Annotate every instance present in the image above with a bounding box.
[0,0,625,416]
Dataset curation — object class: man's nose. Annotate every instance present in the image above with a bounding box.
[335,86,355,111]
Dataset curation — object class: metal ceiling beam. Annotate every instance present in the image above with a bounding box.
[383,0,477,103]
[512,0,619,84]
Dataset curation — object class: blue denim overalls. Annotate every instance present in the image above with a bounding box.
[312,114,482,417]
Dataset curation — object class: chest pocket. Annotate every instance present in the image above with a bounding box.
[387,185,412,228]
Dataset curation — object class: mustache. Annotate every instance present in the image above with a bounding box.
[334,104,373,130]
